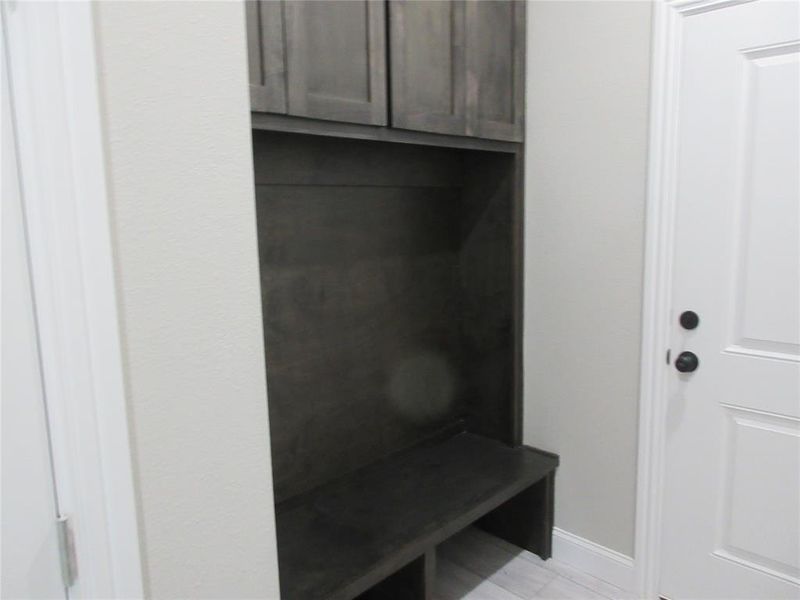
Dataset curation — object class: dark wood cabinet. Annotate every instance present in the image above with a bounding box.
[246,0,387,126]
[246,0,287,114]
[284,0,387,125]
[246,0,524,141]
[252,131,555,600]
[389,0,524,142]
[247,5,550,597]
[465,0,525,141]
[389,1,467,137]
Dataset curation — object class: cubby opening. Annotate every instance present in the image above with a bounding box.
[252,131,556,600]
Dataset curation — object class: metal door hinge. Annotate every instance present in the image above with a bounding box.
[57,515,78,587]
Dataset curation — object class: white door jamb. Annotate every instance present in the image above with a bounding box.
[2,2,144,597]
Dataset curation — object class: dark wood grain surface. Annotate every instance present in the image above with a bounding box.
[250,113,520,154]
[459,151,515,444]
[283,0,387,125]
[275,433,558,600]
[251,132,541,599]
[246,0,287,113]
[464,0,525,141]
[254,134,469,503]
[245,2,539,594]
[389,1,467,136]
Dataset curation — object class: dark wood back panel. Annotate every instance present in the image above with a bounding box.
[252,132,516,503]
[254,133,469,502]
[459,151,515,444]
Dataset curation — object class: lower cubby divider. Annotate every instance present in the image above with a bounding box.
[355,551,435,600]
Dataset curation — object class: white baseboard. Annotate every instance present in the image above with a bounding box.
[552,527,636,592]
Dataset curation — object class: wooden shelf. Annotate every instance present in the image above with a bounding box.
[274,432,558,600]
[251,112,522,155]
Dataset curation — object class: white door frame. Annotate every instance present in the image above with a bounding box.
[2,2,144,597]
[633,0,756,596]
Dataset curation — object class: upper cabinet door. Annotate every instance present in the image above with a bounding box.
[247,0,523,139]
[390,0,524,142]
[284,0,387,126]
[246,0,287,114]
[465,0,525,141]
[389,1,467,136]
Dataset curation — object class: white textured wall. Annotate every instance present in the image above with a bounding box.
[94,2,280,597]
[523,0,652,556]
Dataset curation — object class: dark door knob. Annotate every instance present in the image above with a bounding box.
[675,351,699,373]
[679,310,700,330]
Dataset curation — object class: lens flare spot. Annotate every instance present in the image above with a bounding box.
[388,351,455,423]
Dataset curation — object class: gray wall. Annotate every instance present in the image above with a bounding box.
[523,0,653,556]
[94,2,281,597]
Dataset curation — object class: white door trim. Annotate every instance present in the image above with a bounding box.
[2,2,144,597]
[633,0,756,597]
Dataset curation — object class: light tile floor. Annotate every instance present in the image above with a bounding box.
[436,527,639,600]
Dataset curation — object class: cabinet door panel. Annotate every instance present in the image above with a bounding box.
[389,1,467,136]
[284,0,387,125]
[246,0,287,113]
[466,0,524,141]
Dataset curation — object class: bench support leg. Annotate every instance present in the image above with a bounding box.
[476,471,555,559]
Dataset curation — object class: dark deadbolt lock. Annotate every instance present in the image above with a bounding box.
[680,310,700,330]
[675,351,699,373]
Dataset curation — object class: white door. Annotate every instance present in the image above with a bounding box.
[1,37,67,599]
[660,1,800,598]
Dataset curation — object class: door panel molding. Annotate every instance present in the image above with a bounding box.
[715,405,800,584]
[728,40,800,362]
